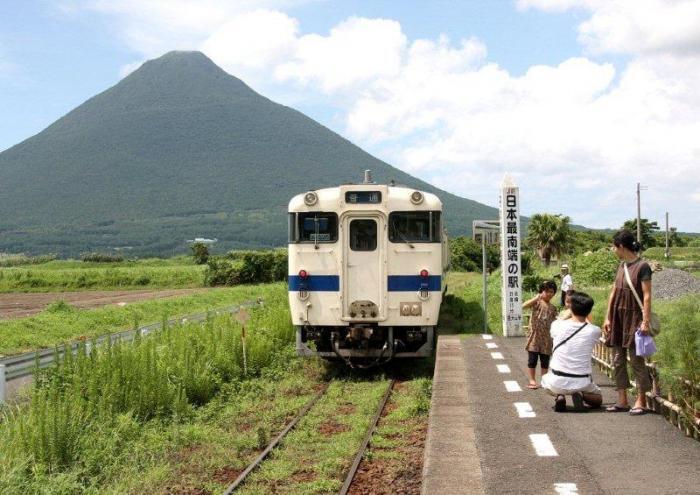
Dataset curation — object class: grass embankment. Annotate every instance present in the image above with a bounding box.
[0,283,284,356]
[440,271,502,334]
[0,294,297,493]
[0,258,205,292]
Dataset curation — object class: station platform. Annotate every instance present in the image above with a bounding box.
[421,334,700,495]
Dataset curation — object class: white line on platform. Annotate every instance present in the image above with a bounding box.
[554,483,579,494]
[504,380,522,392]
[514,402,536,418]
[529,434,558,457]
[490,352,504,360]
[496,364,511,373]
[486,342,498,349]
[481,334,493,340]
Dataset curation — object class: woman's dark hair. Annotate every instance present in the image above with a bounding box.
[569,291,594,317]
[613,229,641,252]
[538,280,557,293]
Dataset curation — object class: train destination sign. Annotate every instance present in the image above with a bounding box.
[345,191,382,204]
[500,174,523,337]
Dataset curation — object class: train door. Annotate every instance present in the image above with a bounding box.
[342,214,386,320]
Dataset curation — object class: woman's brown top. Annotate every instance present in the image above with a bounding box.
[525,300,557,354]
[606,258,652,348]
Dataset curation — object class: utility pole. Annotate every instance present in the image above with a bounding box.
[665,212,670,259]
[636,182,641,243]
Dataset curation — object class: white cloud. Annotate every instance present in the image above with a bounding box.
[275,17,407,93]
[519,0,700,56]
[66,0,313,57]
[202,10,299,72]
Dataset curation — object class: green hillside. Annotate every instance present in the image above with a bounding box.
[0,51,497,256]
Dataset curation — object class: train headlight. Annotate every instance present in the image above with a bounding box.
[410,191,424,204]
[304,192,318,206]
[420,269,429,278]
[299,269,309,279]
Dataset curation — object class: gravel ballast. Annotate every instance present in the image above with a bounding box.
[652,268,700,300]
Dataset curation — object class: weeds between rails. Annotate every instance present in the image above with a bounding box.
[339,379,396,495]
[222,379,396,494]
[226,359,432,494]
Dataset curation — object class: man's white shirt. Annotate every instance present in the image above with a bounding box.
[541,319,601,393]
[561,274,573,292]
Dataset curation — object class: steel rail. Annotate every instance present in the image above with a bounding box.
[223,382,330,494]
[338,378,396,495]
[0,300,261,383]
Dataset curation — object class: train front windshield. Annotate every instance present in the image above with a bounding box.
[389,211,441,243]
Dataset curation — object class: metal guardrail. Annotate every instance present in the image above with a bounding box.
[0,300,261,402]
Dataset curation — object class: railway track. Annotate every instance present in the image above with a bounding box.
[339,378,396,495]
[223,378,397,494]
[222,383,330,494]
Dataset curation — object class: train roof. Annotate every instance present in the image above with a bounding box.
[288,184,442,212]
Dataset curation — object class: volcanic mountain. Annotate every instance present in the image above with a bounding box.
[0,51,497,256]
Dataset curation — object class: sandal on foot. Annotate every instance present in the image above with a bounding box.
[572,392,585,411]
[605,404,630,412]
[527,383,539,390]
[554,395,566,413]
[629,407,647,416]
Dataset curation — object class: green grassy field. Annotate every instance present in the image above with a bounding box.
[0,283,284,356]
[645,247,700,262]
[0,258,205,292]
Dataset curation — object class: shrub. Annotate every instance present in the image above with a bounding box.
[522,274,544,293]
[449,236,500,273]
[655,296,700,421]
[190,242,209,265]
[81,253,124,263]
[0,253,56,267]
[205,250,287,286]
[570,249,619,286]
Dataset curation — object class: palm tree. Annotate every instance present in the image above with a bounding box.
[526,213,572,266]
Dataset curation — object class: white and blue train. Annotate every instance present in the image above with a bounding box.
[288,171,448,367]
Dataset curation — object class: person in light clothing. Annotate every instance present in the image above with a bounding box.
[541,291,603,412]
[560,264,573,307]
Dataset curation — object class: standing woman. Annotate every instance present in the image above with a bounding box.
[603,229,653,415]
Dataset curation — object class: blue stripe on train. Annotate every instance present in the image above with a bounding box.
[288,274,441,292]
[288,275,340,291]
[387,275,441,291]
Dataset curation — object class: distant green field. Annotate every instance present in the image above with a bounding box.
[0,258,205,292]
[645,247,700,262]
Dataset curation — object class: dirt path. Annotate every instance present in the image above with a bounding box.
[0,288,207,320]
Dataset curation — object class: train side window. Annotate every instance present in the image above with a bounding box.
[350,219,377,251]
[296,213,338,243]
[288,213,296,243]
[389,211,441,243]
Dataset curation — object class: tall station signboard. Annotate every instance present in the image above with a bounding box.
[500,174,523,337]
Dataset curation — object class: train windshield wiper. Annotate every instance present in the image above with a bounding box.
[392,222,414,249]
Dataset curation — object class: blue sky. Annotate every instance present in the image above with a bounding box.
[1,1,699,231]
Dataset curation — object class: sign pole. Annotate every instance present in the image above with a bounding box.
[500,174,523,337]
[482,233,488,333]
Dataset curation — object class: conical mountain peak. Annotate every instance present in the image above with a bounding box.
[0,52,496,256]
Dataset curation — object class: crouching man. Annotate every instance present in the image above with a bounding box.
[541,291,603,412]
